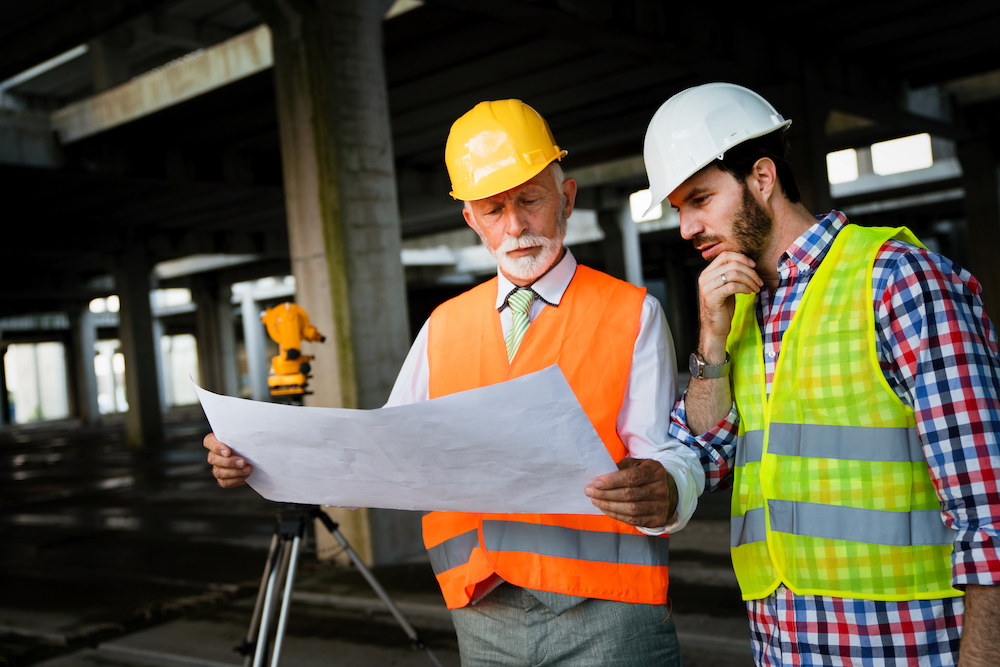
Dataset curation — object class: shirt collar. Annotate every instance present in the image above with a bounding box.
[777,210,849,279]
[496,248,578,311]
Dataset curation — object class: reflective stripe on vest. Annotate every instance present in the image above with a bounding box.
[732,502,952,549]
[767,500,952,547]
[424,266,670,607]
[427,528,478,575]
[766,423,924,462]
[731,507,766,548]
[728,225,959,602]
[482,520,670,567]
[736,430,765,465]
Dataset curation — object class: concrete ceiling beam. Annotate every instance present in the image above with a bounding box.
[51,25,273,143]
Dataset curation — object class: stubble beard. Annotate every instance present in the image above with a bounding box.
[730,182,773,262]
[693,182,774,263]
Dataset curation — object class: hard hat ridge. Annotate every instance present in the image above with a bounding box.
[642,83,791,216]
[446,99,567,201]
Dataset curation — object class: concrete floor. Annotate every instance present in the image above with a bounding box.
[1,413,753,666]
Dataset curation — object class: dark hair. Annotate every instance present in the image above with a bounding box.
[712,129,800,203]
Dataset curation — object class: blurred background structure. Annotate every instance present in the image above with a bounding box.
[2,1,1000,664]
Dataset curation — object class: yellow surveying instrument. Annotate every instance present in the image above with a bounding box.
[239,304,443,666]
[261,302,324,401]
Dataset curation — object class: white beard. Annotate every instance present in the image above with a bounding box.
[474,207,568,283]
[489,232,564,282]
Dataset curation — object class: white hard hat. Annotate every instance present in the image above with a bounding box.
[642,83,791,216]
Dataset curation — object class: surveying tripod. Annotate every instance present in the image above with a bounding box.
[235,505,443,667]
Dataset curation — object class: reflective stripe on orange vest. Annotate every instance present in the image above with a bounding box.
[424,265,671,608]
[427,528,478,575]
[427,523,671,575]
[483,520,671,566]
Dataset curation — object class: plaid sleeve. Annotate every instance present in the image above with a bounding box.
[874,241,1000,587]
[668,391,740,493]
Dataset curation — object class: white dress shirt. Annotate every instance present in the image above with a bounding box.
[386,249,704,534]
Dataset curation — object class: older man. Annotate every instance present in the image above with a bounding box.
[207,99,703,665]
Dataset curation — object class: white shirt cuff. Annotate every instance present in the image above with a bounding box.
[632,446,705,535]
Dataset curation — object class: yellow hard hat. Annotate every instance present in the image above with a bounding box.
[445,99,567,201]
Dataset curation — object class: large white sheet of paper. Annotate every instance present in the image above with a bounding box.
[194,365,616,515]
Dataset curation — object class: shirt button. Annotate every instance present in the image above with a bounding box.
[767,350,776,359]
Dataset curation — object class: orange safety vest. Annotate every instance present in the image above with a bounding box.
[423,264,671,609]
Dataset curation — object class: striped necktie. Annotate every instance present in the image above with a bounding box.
[505,288,535,362]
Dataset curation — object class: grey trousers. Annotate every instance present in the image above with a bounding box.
[450,583,682,666]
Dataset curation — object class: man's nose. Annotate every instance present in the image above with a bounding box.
[502,208,529,236]
[678,212,700,240]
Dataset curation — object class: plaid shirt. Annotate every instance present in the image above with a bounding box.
[669,211,1000,666]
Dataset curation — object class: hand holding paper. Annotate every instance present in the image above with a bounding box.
[204,432,253,488]
[195,365,617,515]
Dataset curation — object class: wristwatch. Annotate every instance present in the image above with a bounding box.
[689,352,731,379]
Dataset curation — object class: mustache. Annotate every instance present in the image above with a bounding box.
[497,233,552,254]
[691,233,722,249]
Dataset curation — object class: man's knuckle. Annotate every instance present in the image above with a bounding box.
[632,487,651,501]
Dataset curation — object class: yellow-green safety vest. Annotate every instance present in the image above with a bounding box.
[727,224,961,602]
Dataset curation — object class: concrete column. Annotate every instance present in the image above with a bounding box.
[257,0,410,411]
[801,96,833,215]
[775,78,832,215]
[218,286,240,397]
[62,330,81,423]
[192,276,226,394]
[112,245,163,447]
[0,345,9,427]
[239,288,270,402]
[619,203,644,288]
[69,306,101,425]
[152,317,169,412]
[596,209,626,280]
[957,140,1000,323]
[252,0,415,566]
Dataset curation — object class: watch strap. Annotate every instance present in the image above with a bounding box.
[692,352,731,379]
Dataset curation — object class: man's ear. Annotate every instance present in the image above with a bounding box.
[561,177,578,219]
[748,158,777,204]
[462,204,476,231]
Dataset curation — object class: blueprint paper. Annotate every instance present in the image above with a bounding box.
[194,365,616,515]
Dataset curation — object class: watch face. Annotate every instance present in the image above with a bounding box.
[689,352,700,377]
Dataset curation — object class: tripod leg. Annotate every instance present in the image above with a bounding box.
[269,534,302,667]
[241,533,281,667]
[253,539,290,667]
[328,527,445,667]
